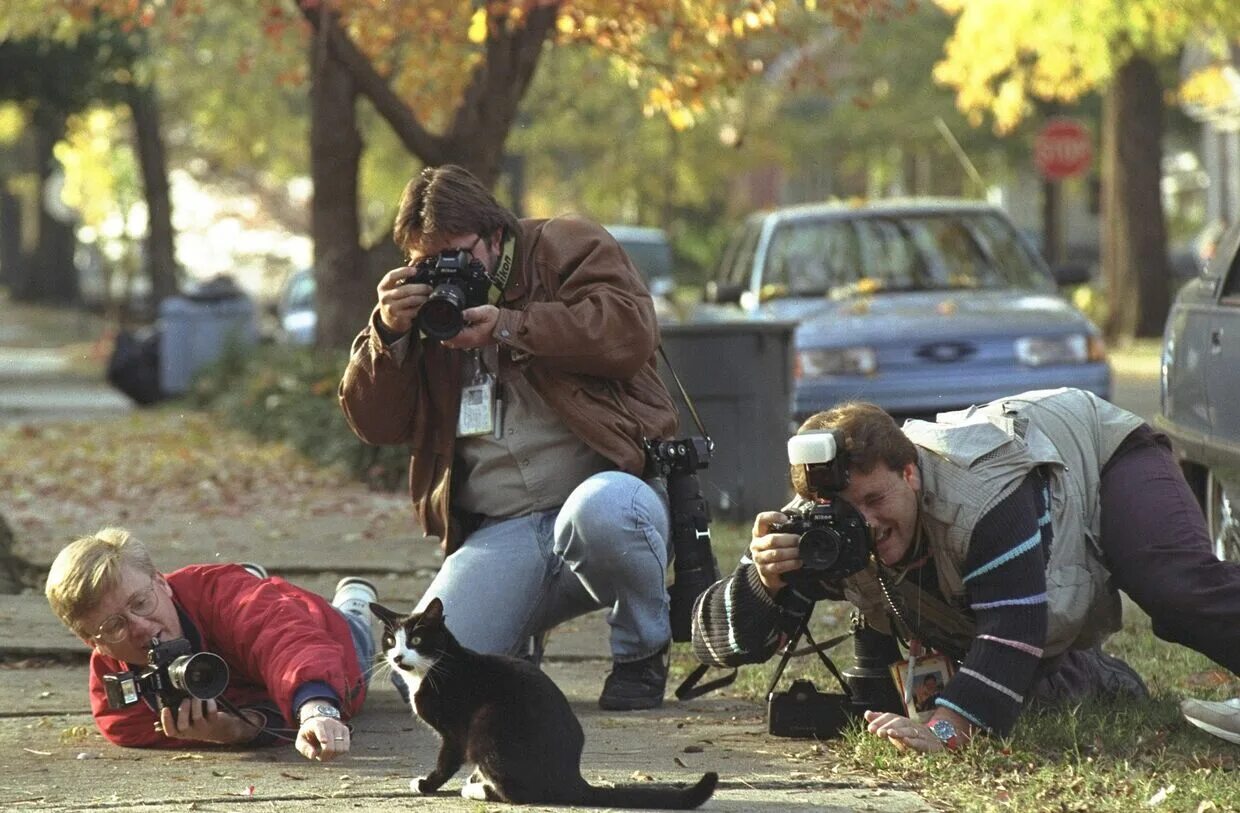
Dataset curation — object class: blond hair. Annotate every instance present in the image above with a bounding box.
[45,528,157,636]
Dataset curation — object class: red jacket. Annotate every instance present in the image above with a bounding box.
[88,564,366,747]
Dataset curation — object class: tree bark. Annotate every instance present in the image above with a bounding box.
[128,80,180,307]
[309,21,368,349]
[1100,56,1171,340]
[15,110,78,304]
[300,2,558,186]
[0,186,22,291]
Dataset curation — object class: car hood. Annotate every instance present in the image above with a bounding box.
[748,289,1094,343]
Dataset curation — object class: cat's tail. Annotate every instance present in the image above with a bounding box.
[581,771,718,810]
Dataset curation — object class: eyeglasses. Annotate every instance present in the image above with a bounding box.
[90,580,160,644]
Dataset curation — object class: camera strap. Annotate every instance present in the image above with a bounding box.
[764,621,854,700]
[487,232,518,306]
[658,344,710,440]
[675,662,738,701]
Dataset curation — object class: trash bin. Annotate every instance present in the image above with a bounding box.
[658,320,797,522]
[158,276,258,396]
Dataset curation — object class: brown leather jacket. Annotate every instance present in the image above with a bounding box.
[339,216,679,553]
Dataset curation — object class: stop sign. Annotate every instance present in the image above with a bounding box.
[1034,117,1093,181]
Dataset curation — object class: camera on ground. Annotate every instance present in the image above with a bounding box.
[768,678,854,739]
[103,637,229,711]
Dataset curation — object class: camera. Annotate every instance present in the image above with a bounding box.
[768,678,855,739]
[645,436,718,642]
[774,430,872,587]
[405,248,493,340]
[103,637,230,711]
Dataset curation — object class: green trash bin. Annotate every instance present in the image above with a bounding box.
[658,320,797,522]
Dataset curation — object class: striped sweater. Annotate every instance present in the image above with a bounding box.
[691,472,1051,736]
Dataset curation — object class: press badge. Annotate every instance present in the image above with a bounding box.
[457,350,495,437]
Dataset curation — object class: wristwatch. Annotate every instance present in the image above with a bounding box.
[927,718,962,751]
[299,703,341,724]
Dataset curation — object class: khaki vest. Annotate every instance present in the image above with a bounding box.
[843,388,1144,657]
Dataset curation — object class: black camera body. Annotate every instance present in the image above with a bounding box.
[767,678,855,739]
[405,248,493,340]
[771,498,871,587]
[103,637,230,711]
[645,436,718,642]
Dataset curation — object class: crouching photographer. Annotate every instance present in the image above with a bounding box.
[45,528,379,761]
[690,389,1240,754]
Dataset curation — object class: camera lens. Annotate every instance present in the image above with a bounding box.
[420,282,467,340]
[798,527,843,572]
[167,652,229,700]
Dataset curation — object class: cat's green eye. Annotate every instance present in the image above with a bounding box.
[409,635,421,646]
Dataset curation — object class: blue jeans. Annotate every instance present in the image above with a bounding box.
[336,608,376,682]
[416,471,671,662]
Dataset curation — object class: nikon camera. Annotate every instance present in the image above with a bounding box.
[773,430,873,588]
[103,637,230,711]
[768,678,854,739]
[645,436,718,642]
[404,248,493,340]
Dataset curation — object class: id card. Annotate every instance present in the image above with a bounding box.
[457,351,496,437]
[889,651,955,723]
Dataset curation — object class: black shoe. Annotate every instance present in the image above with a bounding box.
[598,646,668,711]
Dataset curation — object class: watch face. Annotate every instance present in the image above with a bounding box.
[929,719,957,743]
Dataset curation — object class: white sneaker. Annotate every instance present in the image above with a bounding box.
[333,577,378,621]
[1181,697,1240,746]
[239,562,268,579]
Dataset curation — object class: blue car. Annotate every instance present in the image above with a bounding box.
[1157,219,1240,562]
[703,199,1110,421]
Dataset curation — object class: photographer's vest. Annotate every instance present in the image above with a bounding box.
[843,388,1144,659]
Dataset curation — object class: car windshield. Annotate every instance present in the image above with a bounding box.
[762,212,1052,298]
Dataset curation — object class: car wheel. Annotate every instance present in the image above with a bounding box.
[1206,469,1240,562]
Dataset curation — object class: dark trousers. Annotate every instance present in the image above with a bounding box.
[1098,434,1240,674]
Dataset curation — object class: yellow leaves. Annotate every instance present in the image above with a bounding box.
[0,103,25,145]
[936,0,1240,132]
[1179,65,1240,114]
[467,7,487,43]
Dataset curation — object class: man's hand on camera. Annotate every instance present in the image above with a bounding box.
[376,267,430,336]
[295,706,351,762]
[157,698,256,745]
[440,304,499,350]
[750,511,803,596]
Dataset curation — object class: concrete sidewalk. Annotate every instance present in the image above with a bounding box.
[0,297,933,812]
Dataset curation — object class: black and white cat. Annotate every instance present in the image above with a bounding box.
[372,598,718,809]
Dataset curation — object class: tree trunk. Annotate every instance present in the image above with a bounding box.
[1101,56,1171,340]
[302,3,557,187]
[128,80,180,307]
[1041,179,1062,266]
[309,25,368,350]
[16,110,78,304]
[0,186,22,291]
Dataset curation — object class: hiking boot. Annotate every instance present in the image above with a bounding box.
[1181,697,1240,746]
[598,646,668,711]
[332,576,378,621]
[239,562,268,579]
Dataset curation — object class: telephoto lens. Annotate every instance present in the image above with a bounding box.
[419,283,468,340]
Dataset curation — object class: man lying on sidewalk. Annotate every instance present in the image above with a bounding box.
[45,527,377,761]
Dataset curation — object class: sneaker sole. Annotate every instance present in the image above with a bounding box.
[1184,715,1240,746]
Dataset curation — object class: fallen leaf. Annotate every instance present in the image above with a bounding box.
[1147,785,1175,807]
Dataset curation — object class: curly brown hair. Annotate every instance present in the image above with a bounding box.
[392,164,520,257]
[791,402,917,497]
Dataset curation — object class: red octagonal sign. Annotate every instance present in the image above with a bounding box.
[1034,117,1093,181]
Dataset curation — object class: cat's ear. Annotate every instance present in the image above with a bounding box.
[370,601,403,628]
[423,597,445,623]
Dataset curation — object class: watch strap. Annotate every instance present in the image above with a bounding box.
[927,718,962,751]
[299,702,341,724]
